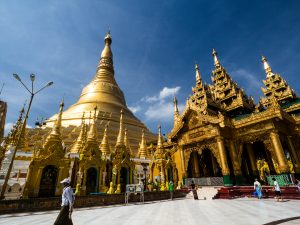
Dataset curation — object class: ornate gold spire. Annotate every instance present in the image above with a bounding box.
[124,128,132,155]
[210,50,254,114]
[43,101,64,149]
[137,129,148,159]
[260,55,298,107]
[82,106,101,158]
[87,106,98,142]
[100,124,110,155]
[157,125,164,148]
[116,109,124,146]
[189,64,219,114]
[261,56,274,78]
[50,100,64,137]
[98,30,114,72]
[195,63,201,82]
[70,112,87,154]
[212,49,221,68]
[41,101,65,158]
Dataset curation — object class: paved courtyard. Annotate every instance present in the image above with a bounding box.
[0,198,300,225]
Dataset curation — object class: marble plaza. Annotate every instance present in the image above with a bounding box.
[0,198,300,225]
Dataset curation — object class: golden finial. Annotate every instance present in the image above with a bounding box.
[104,30,112,45]
[195,63,201,82]
[100,123,110,155]
[51,99,64,136]
[70,112,87,154]
[124,128,132,155]
[87,107,97,141]
[261,55,274,78]
[137,129,147,158]
[157,125,164,148]
[212,48,220,67]
[116,109,124,145]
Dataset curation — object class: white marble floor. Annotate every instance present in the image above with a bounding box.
[1,198,300,225]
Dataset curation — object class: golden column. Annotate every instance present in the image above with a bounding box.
[228,141,242,176]
[179,146,186,178]
[270,132,289,173]
[245,143,258,175]
[216,137,230,176]
[287,136,300,173]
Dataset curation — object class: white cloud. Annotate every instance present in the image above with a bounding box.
[159,86,181,99]
[128,106,141,114]
[145,102,185,121]
[142,86,184,122]
[142,86,181,103]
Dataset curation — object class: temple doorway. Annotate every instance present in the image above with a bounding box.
[86,167,98,194]
[187,149,222,178]
[240,141,275,184]
[120,167,129,192]
[39,165,58,197]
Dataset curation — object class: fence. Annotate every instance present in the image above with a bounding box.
[185,177,224,186]
[266,174,295,186]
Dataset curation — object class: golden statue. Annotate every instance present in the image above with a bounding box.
[288,159,295,173]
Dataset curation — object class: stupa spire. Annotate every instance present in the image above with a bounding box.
[260,56,298,107]
[137,129,148,158]
[261,55,274,78]
[124,128,132,155]
[195,63,201,83]
[50,100,64,137]
[43,101,64,151]
[70,112,87,154]
[87,106,98,141]
[116,109,124,146]
[100,124,110,155]
[157,125,164,148]
[212,49,221,68]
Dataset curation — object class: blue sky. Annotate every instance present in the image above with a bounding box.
[1,0,300,135]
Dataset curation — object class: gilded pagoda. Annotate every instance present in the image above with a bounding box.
[1,32,157,198]
[167,51,300,186]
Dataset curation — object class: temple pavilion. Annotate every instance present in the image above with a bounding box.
[165,50,300,186]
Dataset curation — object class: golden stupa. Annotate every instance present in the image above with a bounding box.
[46,32,156,153]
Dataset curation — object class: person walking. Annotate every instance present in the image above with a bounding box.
[54,178,74,225]
[169,181,174,200]
[272,177,282,202]
[254,178,262,199]
[190,180,198,200]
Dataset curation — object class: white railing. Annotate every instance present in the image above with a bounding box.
[125,184,144,204]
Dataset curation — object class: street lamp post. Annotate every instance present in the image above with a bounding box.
[0,74,53,200]
[141,163,148,188]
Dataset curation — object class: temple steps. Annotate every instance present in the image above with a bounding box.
[214,186,300,200]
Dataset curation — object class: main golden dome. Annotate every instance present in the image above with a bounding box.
[46,32,156,153]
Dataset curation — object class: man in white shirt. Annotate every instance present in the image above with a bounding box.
[253,179,262,199]
[54,178,74,225]
[272,177,282,202]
